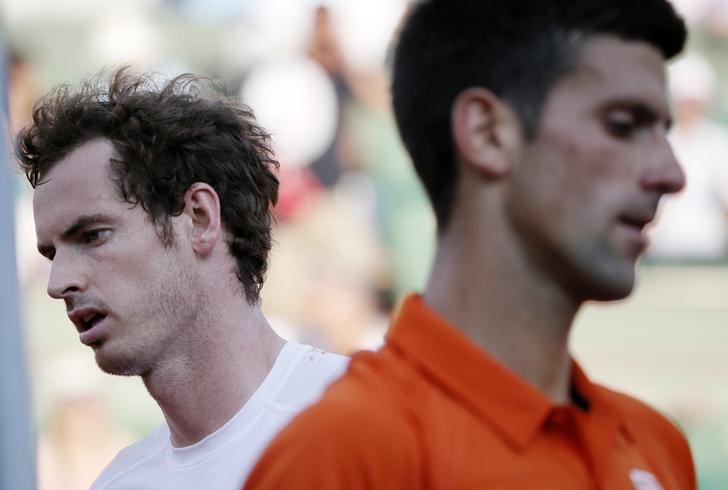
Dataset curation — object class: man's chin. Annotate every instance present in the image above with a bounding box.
[583,273,635,303]
[569,261,636,303]
[94,349,144,377]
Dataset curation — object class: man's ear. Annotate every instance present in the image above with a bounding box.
[451,87,522,177]
[182,182,222,256]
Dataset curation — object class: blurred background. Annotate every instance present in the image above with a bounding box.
[1,0,727,488]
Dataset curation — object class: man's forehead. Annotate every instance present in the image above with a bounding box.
[35,140,115,191]
[33,139,117,222]
[570,35,668,84]
[553,36,670,106]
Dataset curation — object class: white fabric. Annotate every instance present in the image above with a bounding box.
[91,342,348,490]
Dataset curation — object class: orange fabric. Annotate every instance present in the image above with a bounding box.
[245,295,695,490]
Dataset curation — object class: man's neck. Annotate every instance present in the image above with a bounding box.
[423,232,579,404]
[141,304,285,447]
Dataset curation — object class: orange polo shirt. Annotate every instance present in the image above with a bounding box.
[245,295,695,490]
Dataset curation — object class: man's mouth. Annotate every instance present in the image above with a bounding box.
[68,307,108,334]
[616,210,656,252]
[618,216,647,232]
[617,211,654,231]
[81,312,105,331]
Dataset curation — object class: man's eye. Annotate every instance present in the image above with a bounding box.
[83,229,110,244]
[605,112,637,139]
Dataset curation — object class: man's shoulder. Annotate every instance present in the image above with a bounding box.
[244,349,425,489]
[280,348,419,439]
[595,384,685,439]
[90,424,168,490]
[593,383,695,487]
[269,343,349,412]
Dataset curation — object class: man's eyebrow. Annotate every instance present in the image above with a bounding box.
[37,214,115,258]
[60,214,114,240]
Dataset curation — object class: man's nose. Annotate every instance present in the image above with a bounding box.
[46,251,85,300]
[639,137,686,195]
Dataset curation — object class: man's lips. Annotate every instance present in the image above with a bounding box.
[617,210,655,230]
[67,306,108,334]
[616,210,656,252]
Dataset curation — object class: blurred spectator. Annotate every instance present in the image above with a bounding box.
[248,1,426,349]
[37,353,133,490]
[240,54,337,222]
[8,50,47,289]
[306,5,351,188]
[8,48,39,136]
[672,0,728,34]
[87,6,162,70]
[648,53,728,261]
[263,190,389,354]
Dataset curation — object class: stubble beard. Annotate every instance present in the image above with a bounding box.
[562,236,637,304]
[94,255,205,377]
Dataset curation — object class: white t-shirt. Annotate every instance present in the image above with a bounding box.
[91,342,349,490]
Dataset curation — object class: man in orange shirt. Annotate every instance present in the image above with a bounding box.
[245,0,695,488]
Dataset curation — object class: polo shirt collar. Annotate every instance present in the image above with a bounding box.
[386,294,598,451]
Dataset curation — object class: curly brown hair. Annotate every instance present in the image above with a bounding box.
[17,68,279,303]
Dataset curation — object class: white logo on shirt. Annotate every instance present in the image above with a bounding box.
[629,469,664,490]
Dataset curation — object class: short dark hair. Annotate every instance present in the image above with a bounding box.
[17,68,279,303]
[391,0,687,229]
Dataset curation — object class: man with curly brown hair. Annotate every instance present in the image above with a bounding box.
[18,69,348,490]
